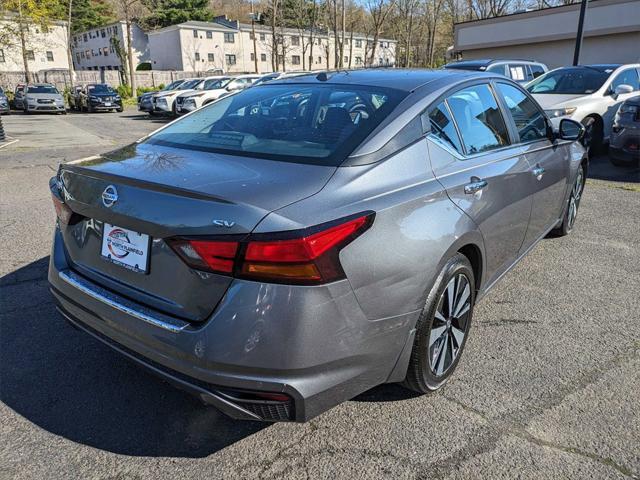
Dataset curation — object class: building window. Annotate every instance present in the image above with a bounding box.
[193,29,198,38]
[26,50,35,61]
[225,54,236,65]
[250,52,255,61]
[309,55,312,66]
[75,53,80,63]
[206,31,212,39]
[292,55,300,65]
[355,56,362,65]
[260,53,266,62]
[355,39,362,48]
[224,33,235,43]
[291,36,300,46]
[318,56,322,64]
[195,52,200,61]
[344,56,348,64]
[113,25,118,35]
[208,53,214,62]
[0,49,4,62]
[249,32,254,40]
[103,47,109,56]
[83,33,87,41]
[101,29,106,38]
[260,33,266,41]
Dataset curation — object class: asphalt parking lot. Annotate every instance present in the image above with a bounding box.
[1,108,639,480]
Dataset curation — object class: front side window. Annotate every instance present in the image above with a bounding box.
[530,64,546,79]
[203,78,230,90]
[446,84,510,155]
[610,69,640,92]
[508,64,527,82]
[486,64,505,75]
[496,83,547,143]
[427,101,463,153]
[145,84,406,166]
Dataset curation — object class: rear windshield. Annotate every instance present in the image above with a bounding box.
[145,83,406,166]
[527,68,610,94]
[88,84,114,94]
[27,85,59,94]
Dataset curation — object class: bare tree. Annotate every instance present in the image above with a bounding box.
[365,0,395,66]
[112,0,145,94]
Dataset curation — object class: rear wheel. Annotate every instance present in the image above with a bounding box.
[403,253,475,393]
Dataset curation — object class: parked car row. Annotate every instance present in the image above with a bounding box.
[445,59,640,167]
[69,83,123,113]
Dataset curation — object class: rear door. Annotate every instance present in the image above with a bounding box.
[494,81,569,250]
[427,82,533,285]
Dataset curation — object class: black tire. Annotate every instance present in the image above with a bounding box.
[552,163,585,237]
[581,116,603,157]
[403,253,475,393]
[116,107,123,113]
[87,103,94,113]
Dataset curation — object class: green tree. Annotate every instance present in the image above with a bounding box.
[70,0,114,33]
[140,0,212,29]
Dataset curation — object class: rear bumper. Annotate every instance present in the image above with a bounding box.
[609,127,640,164]
[48,226,417,422]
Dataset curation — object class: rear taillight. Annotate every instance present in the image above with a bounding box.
[168,213,374,284]
[51,193,74,224]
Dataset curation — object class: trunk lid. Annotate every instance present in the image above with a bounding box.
[57,142,335,321]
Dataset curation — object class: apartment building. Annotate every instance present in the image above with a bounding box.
[147,17,396,73]
[71,21,150,71]
[0,16,69,72]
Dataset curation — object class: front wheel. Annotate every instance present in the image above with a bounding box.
[552,164,585,237]
[582,117,602,157]
[403,253,475,393]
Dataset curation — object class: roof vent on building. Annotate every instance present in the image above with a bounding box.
[213,15,239,30]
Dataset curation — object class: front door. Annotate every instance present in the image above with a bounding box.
[602,68,640,139]
[426,83,533,285]
[493,82,569,250]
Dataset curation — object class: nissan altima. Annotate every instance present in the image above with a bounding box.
[49,69,587,422]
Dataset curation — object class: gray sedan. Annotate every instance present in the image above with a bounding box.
[23,83,66,114]
[48,69,587,422]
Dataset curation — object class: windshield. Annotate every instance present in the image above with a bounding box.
[527,68,610,94]
[145,84,406,166]
[165,80,184,91]
[179,79,202,90]
[88,84,114,94]
[203,78,231,90]
[27,85,59,94]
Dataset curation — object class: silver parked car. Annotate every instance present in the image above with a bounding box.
[445,59,548,84]
[23,83,66,114]
[49,70,587,422]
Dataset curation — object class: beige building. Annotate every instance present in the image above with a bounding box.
[453,0,640,69]
[147,18,396,73]
[71,21,149,72]
[0,16,70,72]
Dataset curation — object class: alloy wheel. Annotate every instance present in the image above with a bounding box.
[429,273,472,377]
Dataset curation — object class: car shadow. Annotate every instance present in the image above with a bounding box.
[353,383,422,403]
[124,113,173,123]
[0,257,265,458]
[588,152,639,183]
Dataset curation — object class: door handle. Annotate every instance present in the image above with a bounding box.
[464,177,488,194]
[532,166,545,180]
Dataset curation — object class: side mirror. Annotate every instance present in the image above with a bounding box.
[611,84,633,99]
[226,84,240,91]
[558,118,585,142]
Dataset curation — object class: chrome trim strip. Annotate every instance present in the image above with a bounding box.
[58,270,190,333]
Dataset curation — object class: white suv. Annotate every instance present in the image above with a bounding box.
[152,78,204,115]
[177,75,260,114]
[527,64,640,153]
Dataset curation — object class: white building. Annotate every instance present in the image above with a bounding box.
[454,0,640,69]
[0,16,70,72]
[147,17,396,73]
[71,21,149,71]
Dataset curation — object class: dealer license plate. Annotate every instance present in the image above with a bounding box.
[101,223,150,273]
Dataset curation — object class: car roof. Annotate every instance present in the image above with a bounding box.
[267,68,476,92]
[28,83,55,87]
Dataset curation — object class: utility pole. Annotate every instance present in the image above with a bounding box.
[250,5,259,73]
[573,0,588,66]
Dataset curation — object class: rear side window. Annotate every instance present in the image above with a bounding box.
[486,64,506,75]
[610,69,640,92]
[426,101,463,153]
[446,84,510,155]
[496,83,548,143]
[508,64,527,82]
